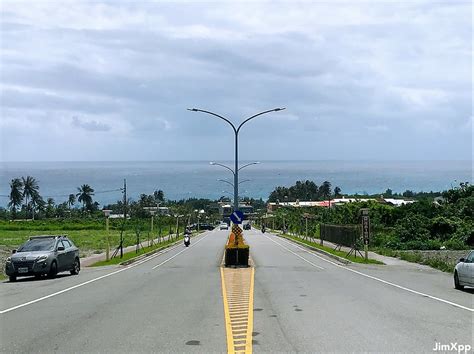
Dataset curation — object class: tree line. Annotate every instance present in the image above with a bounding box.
[268,180,342,202]
[4,175,265,221]
[6,176,109,219]
[265,181,473,250]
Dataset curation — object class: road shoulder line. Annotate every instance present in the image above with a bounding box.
[0,232,211,314]
[274,234,473,313]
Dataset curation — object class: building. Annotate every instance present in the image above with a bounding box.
[218,202,254,223]
[267,196,415,213]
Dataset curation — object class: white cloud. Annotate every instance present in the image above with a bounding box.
[0,0,471,161]
[71,116,111,132]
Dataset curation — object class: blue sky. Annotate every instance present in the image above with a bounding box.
[0,0,471,162]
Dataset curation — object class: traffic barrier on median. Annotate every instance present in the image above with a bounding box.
[224,224,249,267]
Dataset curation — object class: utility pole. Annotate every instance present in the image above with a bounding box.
[123,179,127,220]
[119,178,127,259]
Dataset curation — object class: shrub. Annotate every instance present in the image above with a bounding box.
[395,214,430,244]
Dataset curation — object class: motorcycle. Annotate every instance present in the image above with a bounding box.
[261,226,266,233]
[184,235,191,247]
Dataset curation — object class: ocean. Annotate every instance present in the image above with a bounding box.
[0,160,471,207]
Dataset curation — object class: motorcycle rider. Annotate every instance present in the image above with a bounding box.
[184,228,191,246]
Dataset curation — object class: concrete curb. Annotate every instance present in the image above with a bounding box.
[275,233,352,265]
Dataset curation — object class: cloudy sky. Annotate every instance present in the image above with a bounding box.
[0,0,471,162]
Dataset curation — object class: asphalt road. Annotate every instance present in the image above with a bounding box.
[0,229,228,353]
[248,230,473,353]
[0,227,472,353]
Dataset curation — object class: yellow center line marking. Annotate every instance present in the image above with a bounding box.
[221,266,254,354]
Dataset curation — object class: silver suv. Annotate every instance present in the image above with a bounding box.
[5,235,80,282]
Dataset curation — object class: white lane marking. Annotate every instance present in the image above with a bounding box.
[152,232,210,269]
[0,233,210,315]
[262,234,324,270]
[274,234,474,313]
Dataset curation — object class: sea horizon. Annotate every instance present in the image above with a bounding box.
[1,160,472,207]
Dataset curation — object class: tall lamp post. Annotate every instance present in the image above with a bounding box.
[188,108,285,212]
[102,209,112,261]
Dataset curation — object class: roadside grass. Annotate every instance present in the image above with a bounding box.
[280,234,384,265]
[374,248,454,273]
[0,228,181,257]
[90,235,184,267]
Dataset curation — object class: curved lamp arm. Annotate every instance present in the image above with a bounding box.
[187,108,237,134]
[210,162,235,175]
[218,179,234,188]
[237,108,285,134]
[238,161,260,172]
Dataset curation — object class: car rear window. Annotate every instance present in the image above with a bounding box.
[18,238,56,252]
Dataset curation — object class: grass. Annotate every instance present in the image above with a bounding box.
[0,227,183,257]
[281,233,384,265]
[374,248,454,272]
[90,235,184,267]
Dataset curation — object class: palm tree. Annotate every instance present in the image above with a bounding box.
[76,184,95,211]
[67,194,76,209]
[30,191,44,220]
[8,178,23,218]
[46,198,55,218]
[22,176,39,219]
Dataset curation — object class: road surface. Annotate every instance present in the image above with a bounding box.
[0,228,472,353]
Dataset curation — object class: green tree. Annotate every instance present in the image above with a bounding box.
[8,178,23,217]
[22,176,40,219]
[31,191,45,219]
[67,194,76,209]
[319,181,332,200]
[76,184,95,212]
[334,186,342,198]
[154,190,165,203]
[395,214,431,249]
[46,198,56,218]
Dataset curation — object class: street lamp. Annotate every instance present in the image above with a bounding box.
[189,108,285,212]
[211,162,258,210]
[102,209,112,261]
[217,178,251,188]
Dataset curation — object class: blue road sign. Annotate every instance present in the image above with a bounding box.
[230,210,244,224]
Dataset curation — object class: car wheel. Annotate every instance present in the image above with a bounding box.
[9,275,16,282]
[34,274,42,279]
[454,271,464,290]
[48,261,58,278]
[70,258,80,275]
